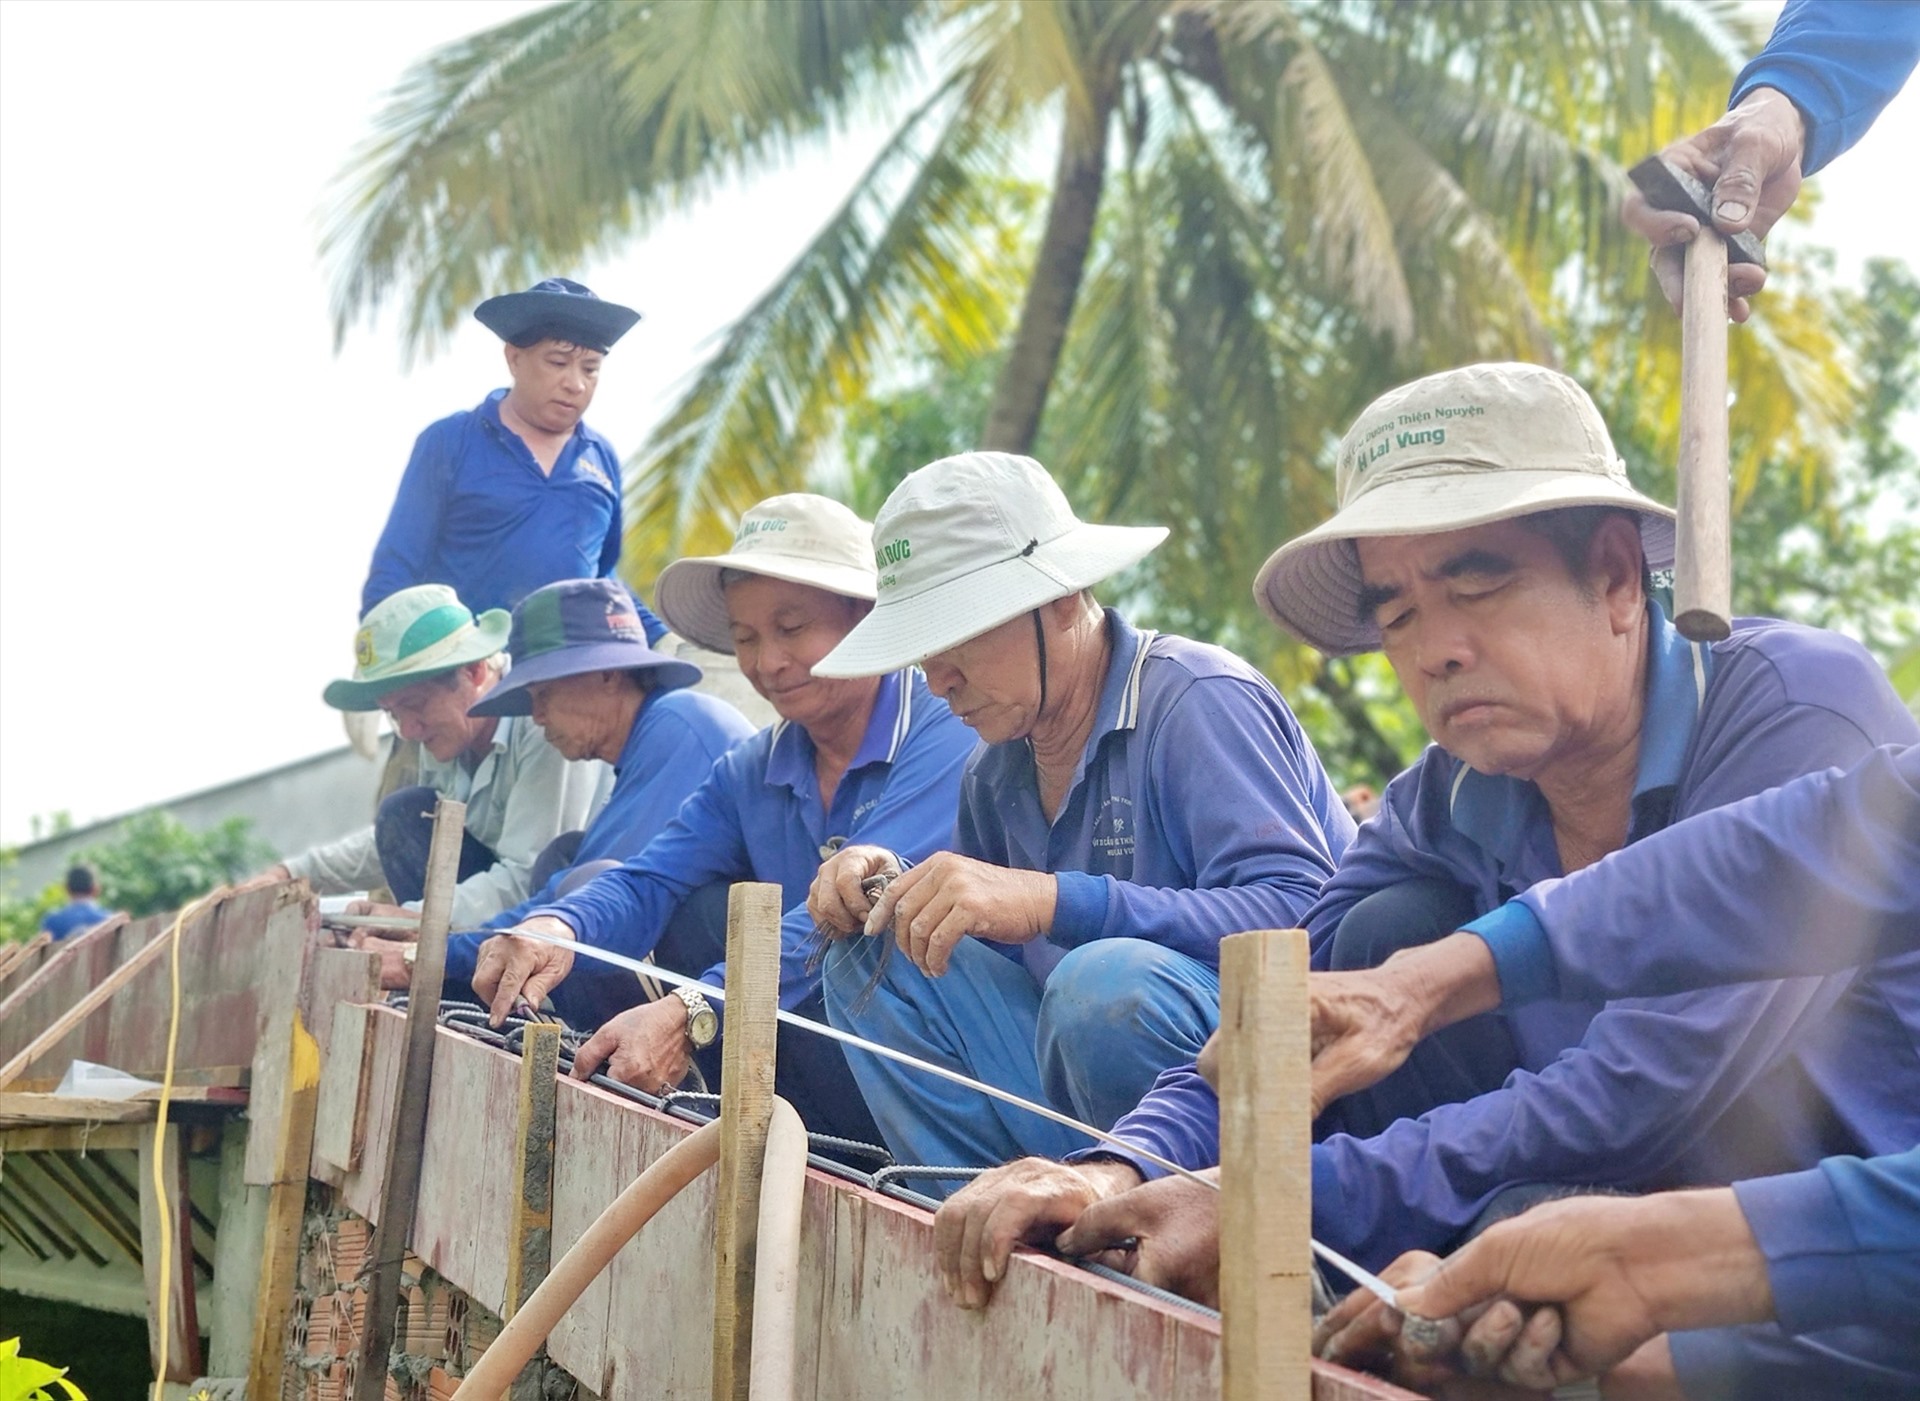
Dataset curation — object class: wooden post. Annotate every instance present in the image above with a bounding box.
[1674,225,1733,642]
[1219,928,1312,1401]
[245,1011,322,1401]
[504,1022,563,1317]
[710,881,782,1401]
[352,797,465,1401]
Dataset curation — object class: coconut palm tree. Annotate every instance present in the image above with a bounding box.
[326,0,1854,702]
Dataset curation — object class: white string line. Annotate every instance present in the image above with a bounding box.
[505,926,1403,1310]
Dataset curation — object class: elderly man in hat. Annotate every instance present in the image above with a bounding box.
[805,452,1355,1185]
[255,584,606,927]
[470,495,979,1139]
[360,577,755,1020]
[361,277,663,630]
[934,365,1920,1400]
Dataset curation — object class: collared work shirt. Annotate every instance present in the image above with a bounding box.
[285,715,606,927]
[957,610,1353,983]
[362,389,630,618]
[535,669,978,1014]
[1108,607,1920,1270]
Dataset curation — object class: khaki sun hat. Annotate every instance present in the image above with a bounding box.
[324,584,511,712]
[652,494,877,654]
[1253,362,1677,656]
[812,452,1168,678]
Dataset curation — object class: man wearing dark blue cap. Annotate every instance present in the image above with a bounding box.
[428,578,756,1025]
[360,278,664,628]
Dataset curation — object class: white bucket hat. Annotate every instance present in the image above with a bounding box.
[813,452,1168,678]
[653,494,877,653]
[1254,362,1677,656]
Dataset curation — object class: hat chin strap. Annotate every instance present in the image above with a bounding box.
[1031,608,1049,725]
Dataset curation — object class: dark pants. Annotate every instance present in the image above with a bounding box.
[542,871,883,1149]
[375,786,497,903]
[1314,877,1522,1142]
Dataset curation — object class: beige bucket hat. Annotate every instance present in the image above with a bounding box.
[813,452,1167,678]
[652,494,877,654]
[1254,362,1676,656]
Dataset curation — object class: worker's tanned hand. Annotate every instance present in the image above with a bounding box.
[1393,1189,1774,1390]
[934,1157,1142,1309]
[1305,933,1503,1117]
[342,898,417,935]
[867,853,1056,977]
[570,996,692,1094]
[1313,1250,1477,1394]
[471,916,577,1026]
[1054,1170,1223,1308]
[1622,87,1805,321]
[807,844,904,936]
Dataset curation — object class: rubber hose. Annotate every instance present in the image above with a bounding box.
[748,1099,808,1401]
[451,1119,723,1400]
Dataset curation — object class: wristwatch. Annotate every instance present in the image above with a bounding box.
[674,986,719,1050]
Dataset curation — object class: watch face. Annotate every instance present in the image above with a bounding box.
[689,1007,719,1047]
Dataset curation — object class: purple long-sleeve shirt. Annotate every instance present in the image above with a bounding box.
[1103,607,1920,1270]
[955,611,1354,983]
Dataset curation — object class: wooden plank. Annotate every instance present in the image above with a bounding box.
[544,1075,626,1389]
[138,1123,204,1381]
[0,912,175,1087]
[502,1023,562,1318]
[244,889,320,1185]
[245,1009,321,1401]
[1219,929,1313,1401]
[0,1123,148,1152]
[0,1085,244,1127]
[711,881,782,1401]
[304,946,384,1062]
[353,796,464,1401]
[314,1000,376,1176]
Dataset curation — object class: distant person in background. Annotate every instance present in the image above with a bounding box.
[247,585,605,926]
[39,866,114,940]
[360,276,665,637]
[1622,0,1920,319]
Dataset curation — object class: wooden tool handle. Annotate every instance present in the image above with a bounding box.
[1674,227,1733,642]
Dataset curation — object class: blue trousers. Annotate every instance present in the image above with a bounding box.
[823,935,1219,1187]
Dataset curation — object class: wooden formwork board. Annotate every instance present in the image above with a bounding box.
[318,1003,1418,1401]
[0,886,304,1080]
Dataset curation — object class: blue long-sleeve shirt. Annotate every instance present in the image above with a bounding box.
[40,900,113,940]
[1471,745,1920,1003]
[363,390,660,631]
[1104,607,1920,1270]
[1730,0,1920,175]
[529,668,977,1016]
[442,687,755,987]
[956,611,1354,984]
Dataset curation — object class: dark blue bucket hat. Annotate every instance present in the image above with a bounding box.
[469,579,700,717]
[473,277,641,353]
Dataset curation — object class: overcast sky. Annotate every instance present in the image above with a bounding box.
[0,0,1914,847]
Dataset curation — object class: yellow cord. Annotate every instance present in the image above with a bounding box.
[149,888,225,1401]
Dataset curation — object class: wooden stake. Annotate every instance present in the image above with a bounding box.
[504,1021,563,1317]
[1674,225,1733,642]
[710,881,782,1401]
[352,797,466,1401]
[245,1010,321,1401]
[1219,928,1312,1401]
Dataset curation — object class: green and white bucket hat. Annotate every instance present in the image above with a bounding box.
[813,452,1167,678]
[323,584,511,712]
[1253,362,1677,656]
[653,494,877,654]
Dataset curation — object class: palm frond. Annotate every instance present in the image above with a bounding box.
[325,0,931,355]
